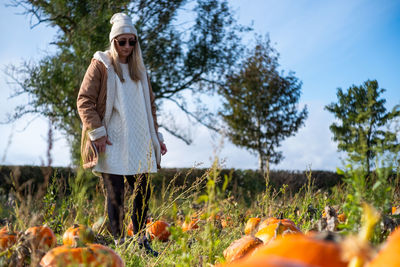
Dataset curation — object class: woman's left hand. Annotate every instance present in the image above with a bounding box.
[160,141,167,155]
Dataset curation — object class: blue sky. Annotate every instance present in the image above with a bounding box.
[0,0,399,170]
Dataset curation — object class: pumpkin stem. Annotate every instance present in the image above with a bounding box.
[273,221,283,239]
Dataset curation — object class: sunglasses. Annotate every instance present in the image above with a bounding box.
[115,38,137,47]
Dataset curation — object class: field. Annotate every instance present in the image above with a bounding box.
[0,159,399,266]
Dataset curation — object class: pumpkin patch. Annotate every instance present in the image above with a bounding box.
[0,163,398,266]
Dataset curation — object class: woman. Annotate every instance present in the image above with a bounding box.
[77,13,167,256]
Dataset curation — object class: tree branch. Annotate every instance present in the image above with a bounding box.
[167,98,220,132]
[159,123,192,145]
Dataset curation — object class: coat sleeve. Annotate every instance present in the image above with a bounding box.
[77,59,104,131]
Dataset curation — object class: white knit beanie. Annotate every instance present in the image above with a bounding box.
[109,13,137,42]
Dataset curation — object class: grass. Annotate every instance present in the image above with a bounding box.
[0,156,399,266]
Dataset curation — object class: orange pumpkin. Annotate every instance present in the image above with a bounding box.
[223,235,263,263]
[257,217,279,228]
[337,213,347,223]
[62,224,95,246]
[40,243,124,267]
[127,222,134,237]
[245,234,348,267]
[255,220,301,244]
[25,226,56,250]
[218,255,313,267]
[368,227,400,267]
[391,206,398,215]
[146,220,170,242]
[257,218,298,231]
[0,225,16,234]
[322,207,346,223]
[0,226,8,233]
[182,218,200,232]
[244,218,261,235]
[0,232,18,251]
[127,218,152,237]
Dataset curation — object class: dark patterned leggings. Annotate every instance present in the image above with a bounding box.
[102,173,151,238]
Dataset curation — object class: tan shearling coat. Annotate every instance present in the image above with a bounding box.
[77,56,160,169]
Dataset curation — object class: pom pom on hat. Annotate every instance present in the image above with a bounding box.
[109,13,137,42]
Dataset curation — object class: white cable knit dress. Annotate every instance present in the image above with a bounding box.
[94,63,157,175]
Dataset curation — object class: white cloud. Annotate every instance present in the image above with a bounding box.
[0,115,71,166]
[275,101,344,170]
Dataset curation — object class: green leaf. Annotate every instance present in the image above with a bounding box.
[196,195,209,204]
[336,168,345,175]
[372,181,382,191]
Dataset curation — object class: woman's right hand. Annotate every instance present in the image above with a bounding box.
[93,136,112,154]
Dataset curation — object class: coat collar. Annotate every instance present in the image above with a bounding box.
[93,50,112,69]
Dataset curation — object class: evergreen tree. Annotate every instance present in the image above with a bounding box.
[325,80,400,173]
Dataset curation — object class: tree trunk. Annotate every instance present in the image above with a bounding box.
[258,152,265,174]
[366,126,372,175]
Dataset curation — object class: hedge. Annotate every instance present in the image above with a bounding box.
[0,165,344,203]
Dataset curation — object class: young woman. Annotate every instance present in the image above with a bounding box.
[77,13,167,256]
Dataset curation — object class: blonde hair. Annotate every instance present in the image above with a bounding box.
[109,38,146,82]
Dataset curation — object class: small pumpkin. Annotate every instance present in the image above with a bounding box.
[246,233,348,267]
[257,218,298,231]
[0,231,18,251]
[62,224,95,246]
[255,220,301,244]
[0,226,8,233]
[218,255,313,267]
[146,220,170,242]
[127,218,152,237]
[244,218,261,235]
[322,207,347,223]
[127,222,134,237]
[25,226,56,250]
[40,243,124,267]
[257,217,279,229]
[337,213,347,223]
[223,235,263,263]
[182,218,200,232]
[392,206,398,215]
